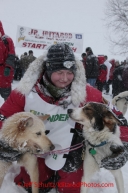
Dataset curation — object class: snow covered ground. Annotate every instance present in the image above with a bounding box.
[0,81,128,193]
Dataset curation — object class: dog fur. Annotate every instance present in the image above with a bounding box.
[68,102,124,193]
[112,91,128,115]
[0,112,54,193]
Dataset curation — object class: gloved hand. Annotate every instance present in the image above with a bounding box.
[0,141,22,162]
[1,35,8,45]
[101,142,128,170]
[5,54,16,68]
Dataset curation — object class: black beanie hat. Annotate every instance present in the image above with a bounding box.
[44,43,76,78]
[86,47,93,54]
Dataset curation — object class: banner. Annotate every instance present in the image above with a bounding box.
[16,25,83,54]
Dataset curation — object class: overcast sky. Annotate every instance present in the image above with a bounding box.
[0,0,126,62]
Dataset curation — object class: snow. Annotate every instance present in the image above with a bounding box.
[0,81,128,193]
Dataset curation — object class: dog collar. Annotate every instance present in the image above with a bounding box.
[87,141,108,156]
[87,140,108,148]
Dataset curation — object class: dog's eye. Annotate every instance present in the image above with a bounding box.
[36,132,41,136]
[85,107,91,111]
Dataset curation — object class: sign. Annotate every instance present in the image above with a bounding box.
[16,25,83,53]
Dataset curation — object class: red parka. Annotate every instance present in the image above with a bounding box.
[0,21,15,88]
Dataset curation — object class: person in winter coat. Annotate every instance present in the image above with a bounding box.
[104,58,115,94]
[20,50,36,75]
[96,56,107,92]
[0,21,15,100]
[122,57,128,91]
[104,56,112,84]
[0,43,128,193]
[81,52,86,69]
[112,60,125,98]
[85,47,99,87]
[19,52,29,77]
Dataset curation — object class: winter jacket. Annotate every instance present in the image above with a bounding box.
[0,21,15,88]
[104,59,112,81]
[85,54,99,79]
[112,65,125,97]
[97,64,107,83]
[122,65,128,89]
[109,59,115,81]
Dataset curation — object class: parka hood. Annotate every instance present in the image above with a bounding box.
[17,51,86,106]
[0,21,5,37]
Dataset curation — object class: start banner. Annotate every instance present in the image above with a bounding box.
[16,25,83,54]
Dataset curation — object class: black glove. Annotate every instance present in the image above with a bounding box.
[1,35,8,45]
[0,141,23,162]
[101,142,128,170]
[6,54,16,68]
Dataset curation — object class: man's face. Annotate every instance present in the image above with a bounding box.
[51,70,74,88]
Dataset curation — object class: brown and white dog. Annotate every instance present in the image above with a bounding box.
[0,112,54,193]
[68,102,124,193]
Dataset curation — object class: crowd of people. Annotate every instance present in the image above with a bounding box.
[81,48,128,98]
[0,20,128,193]
[14,50,36,81]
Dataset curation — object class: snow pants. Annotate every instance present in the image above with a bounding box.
[14,157,83,193]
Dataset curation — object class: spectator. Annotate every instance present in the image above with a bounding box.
[85,47,99,87]
[112,60,124,98]
[122,57,128,91]
[26,50,36,68]
[96,56,107,92]
[0,21,15,100]
[19,52,29,77]
[81,53,86,69]
[104,55,112,94]
[14,55,22,81]
[0,43,127,193]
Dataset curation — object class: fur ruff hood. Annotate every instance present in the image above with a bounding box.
[17,51,86,106]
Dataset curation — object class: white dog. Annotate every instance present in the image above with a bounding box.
[68,102,124,193]
[112,91,128,115]
[0,112,54,193]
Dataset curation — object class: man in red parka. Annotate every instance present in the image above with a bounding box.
[0,21,15,100]
[0,43,128,193]
[96,55,107,92]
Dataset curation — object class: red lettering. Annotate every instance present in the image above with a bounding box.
[69,33,72,38]
[31,43,36,48]
[65,33,68,38]
[29,29,38,35]
[22,42,27,47]
[36,44,42,49]
[27,43,32,47]
[56,32,59,38]
[60,33,64,38]
[41,44,47,49]
[72,47,77,52]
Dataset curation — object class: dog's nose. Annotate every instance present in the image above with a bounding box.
[67,109,73,114]
[50,144,55,151]
[45,130,50,135]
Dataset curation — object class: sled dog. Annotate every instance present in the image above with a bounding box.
[68,102,124,193]
[0,112,54,193]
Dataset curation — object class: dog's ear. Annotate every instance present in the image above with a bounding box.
[103,111,121,132]
[18,117,33,131]
[38,114,50,121]
[104,109,122,125]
